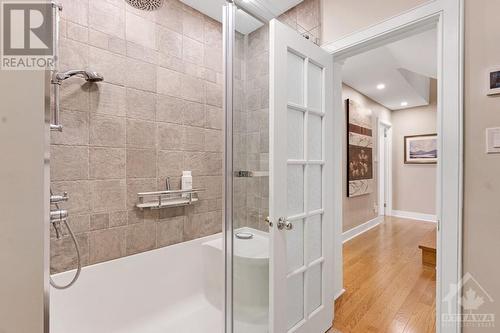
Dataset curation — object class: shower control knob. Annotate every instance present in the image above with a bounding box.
[50,192,69,204]
[277,217,293,231]
[265,216,273,227]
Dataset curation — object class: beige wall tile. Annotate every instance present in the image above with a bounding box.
[205,129,223,152]
[89,47,127,86]
[204,17,222,49]
[158,122,183,150]
[89,227,126,264]
[206,105,223,130]
[51,110,89,145]
[183,212,208,241]
[182,9,204,43]
[108,36,127,55]
[181,74,204,103]
[205,81,222,107]
[50,233,89,274]
[89,0,125,38]
[126,178,157,209]
[156,94,184,124]
[126,11,157,50]
[125,58,156,92]
[109,211,128,227]
[89,114,126,147]
[51,181,91,215]
[89,82,126,117]
[126,41,159,64]
[126,149,156,178]
[90,179,127,213]
[204,46,222,73]
[183,36,203,65]
[182,101,205,127]
[156,0,183,33]
[158,151,184,177]
[90,213,109,231]
[157,25,182,58]
[66,21,89,43]
[89,28,110,49]
[158,53,185,72]
[183,152,222,176]
[197,176,223,200]
[89,147,126,179]
[60,37,89,71]
[50,214,90,238]
[126,88,156,121]
[51,146,89,181]
[126,119,156,148]
[157,67,183,97]
[157,216,184,247]
[59,0,89,26]
[183,126,205,151]
[126,221,156,255]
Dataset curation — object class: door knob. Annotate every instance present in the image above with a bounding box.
[277,217,293,230]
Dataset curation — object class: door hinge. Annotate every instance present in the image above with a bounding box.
[437,219,440,231]
[384,203,387,208]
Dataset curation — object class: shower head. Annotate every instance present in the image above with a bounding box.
[125,0,163,11]
[54,70,104,83]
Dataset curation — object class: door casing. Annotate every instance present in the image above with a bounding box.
[323,1,464,333]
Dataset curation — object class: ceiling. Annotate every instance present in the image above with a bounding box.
[180,0,303,34]
[342,28,437,111]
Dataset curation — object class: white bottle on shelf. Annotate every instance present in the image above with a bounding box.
[181,171,192,198]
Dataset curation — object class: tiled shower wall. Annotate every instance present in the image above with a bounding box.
[50,0,321,273]
[233,0,322,231]
[50,0,224,273]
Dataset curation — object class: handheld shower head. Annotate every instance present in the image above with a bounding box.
[54,70,104,83]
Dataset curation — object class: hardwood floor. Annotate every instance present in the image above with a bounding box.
[331,216,436,333]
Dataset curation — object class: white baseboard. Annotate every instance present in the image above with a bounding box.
[391,210,437,223]
[334,288,346,300]
[342,216,382,243]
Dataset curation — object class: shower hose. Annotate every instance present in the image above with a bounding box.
[49,189,82,289]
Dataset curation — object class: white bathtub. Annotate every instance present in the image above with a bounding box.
[50,227,269,333]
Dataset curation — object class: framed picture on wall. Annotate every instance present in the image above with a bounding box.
[346,99,374,197]
[404,134,438,164]
[487,66,500,96]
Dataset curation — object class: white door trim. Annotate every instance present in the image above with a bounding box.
[323,1,464,333]
[378,119,392,217]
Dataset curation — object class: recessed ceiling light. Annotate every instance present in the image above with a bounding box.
[401,101,408,107]
[376,83,386,90]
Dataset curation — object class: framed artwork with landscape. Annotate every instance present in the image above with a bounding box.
[404,134,438,164]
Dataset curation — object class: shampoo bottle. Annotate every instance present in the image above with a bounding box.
[181,171,192,198]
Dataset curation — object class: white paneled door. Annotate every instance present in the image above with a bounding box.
[269,19,334,333]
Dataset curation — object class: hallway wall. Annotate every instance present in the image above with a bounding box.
[391,80,437,215]
[342,84,391,232]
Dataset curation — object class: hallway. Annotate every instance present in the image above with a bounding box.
[332,216,436,333]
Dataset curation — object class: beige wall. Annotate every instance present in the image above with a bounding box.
[391,80,437,215]
[0,3,48,327]
[321,0,432,44]
[342,84,391,232]
[463,0,500,329]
